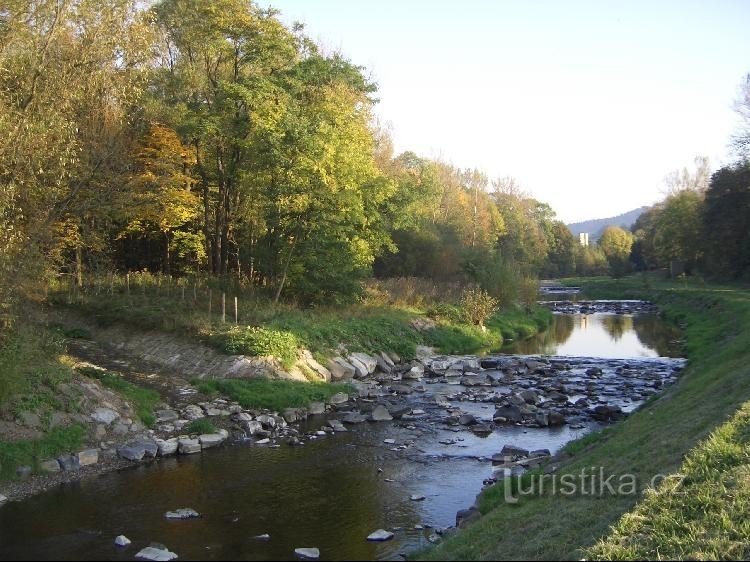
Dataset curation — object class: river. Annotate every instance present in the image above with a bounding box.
[0,305,685,561]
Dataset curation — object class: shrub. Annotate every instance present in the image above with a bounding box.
[210,326,299,367]
[460,287,498,328]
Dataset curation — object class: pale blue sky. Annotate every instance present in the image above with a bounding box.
[266,0,750,222]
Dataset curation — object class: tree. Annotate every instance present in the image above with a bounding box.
[598,226,634,277]
[702,162,750,278]
[121,124,200,273]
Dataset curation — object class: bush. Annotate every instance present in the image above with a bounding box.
[460,287,498,327]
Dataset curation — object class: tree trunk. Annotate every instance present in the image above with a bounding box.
[75,245,84,288]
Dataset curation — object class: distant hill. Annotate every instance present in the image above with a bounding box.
[567,206,648,242]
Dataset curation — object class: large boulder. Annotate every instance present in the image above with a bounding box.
[349,352,378,375]
[198,433,226,449]
[118,439,158,461]
[178,437,201,455]
[135,546,178,561]
[155,438,179,456]
[327,358,356,381]
[347,355,370,379]
[494,404,524,423]
[369,405,393,422]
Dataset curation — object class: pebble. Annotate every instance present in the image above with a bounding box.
[114,535,131,547]
[294,547,320,560]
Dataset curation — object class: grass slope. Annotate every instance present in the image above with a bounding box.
[417,274,750,560]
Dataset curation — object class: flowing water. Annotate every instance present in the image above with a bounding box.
[0,307,685,561]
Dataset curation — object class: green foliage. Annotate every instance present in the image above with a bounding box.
[185,418,216,435]
[460,287,498,327]
[210,327,300,367]
[194,378,354,412]
[78,368,160,428]
[0,424,85,480]
[599,226,634,277]
[0,324,71,408]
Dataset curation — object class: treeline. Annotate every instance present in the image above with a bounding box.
[578,153,750,280]
[630,157,750,279]
[0,0,578,318]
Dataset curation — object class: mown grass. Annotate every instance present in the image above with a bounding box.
[416,273,750,561]
[194,378,355,412]
[0,424,86,480]
[77,367,161,427]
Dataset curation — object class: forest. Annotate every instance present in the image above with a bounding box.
[1,0,749,330]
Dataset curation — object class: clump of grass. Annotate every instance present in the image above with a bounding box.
[194,378,354,412]
[0,424,85,480]
[209,326,300,367]
[185,418,216,435]
[78,368,160,427]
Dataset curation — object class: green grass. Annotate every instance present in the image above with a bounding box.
[0,424,86,480]
[416,274,750,561]
[0,324,71,410]
[185,418,216,435]
[51,288,553,360]
[77,367,161,427]
[194,378,355,412]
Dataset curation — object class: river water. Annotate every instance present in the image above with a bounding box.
[0,308,684,561]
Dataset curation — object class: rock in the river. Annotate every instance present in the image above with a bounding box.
[198,433,226,449]
[341,412,367,424]
[458,413,477,426]
[369,405,393,422]
[328,392,349,405]
[308,402,325,415]
[253,534,271,541]
[165,508,200,519]
[178,437,201,455]
[470,423,493,435]
[118,438,158,461]
[501,445,530,458]
[367,529,394,541]
[410,494,426,501]
[592,404,624,421]
[548,411,567,426]
[155,438,179,456]
[114,535,131,547]
[494,404,524,423]
[135,546,178,561]
[91,407,119,425]
[327,419,348,432]
[294,547,320,560]
[242,420,265,436]
[0,494,7,504]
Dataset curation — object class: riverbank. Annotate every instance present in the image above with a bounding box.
[416,274,750,560]
[0,292,552,498]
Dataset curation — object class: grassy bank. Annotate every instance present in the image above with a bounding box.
[49,280,552,362]
[417,274,750,560]
[194,378,355,412]
[0,325,87,480]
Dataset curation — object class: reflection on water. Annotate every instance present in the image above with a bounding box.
[504,313,683,358]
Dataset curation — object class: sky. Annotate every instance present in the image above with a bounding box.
[264,0,750,223]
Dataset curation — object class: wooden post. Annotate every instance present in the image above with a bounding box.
[126,272,130,295]
[222,292,226,323]
[193,282,197,303]
[234,296,238,325]
[181,284,185,302]
[208,289,212,322]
